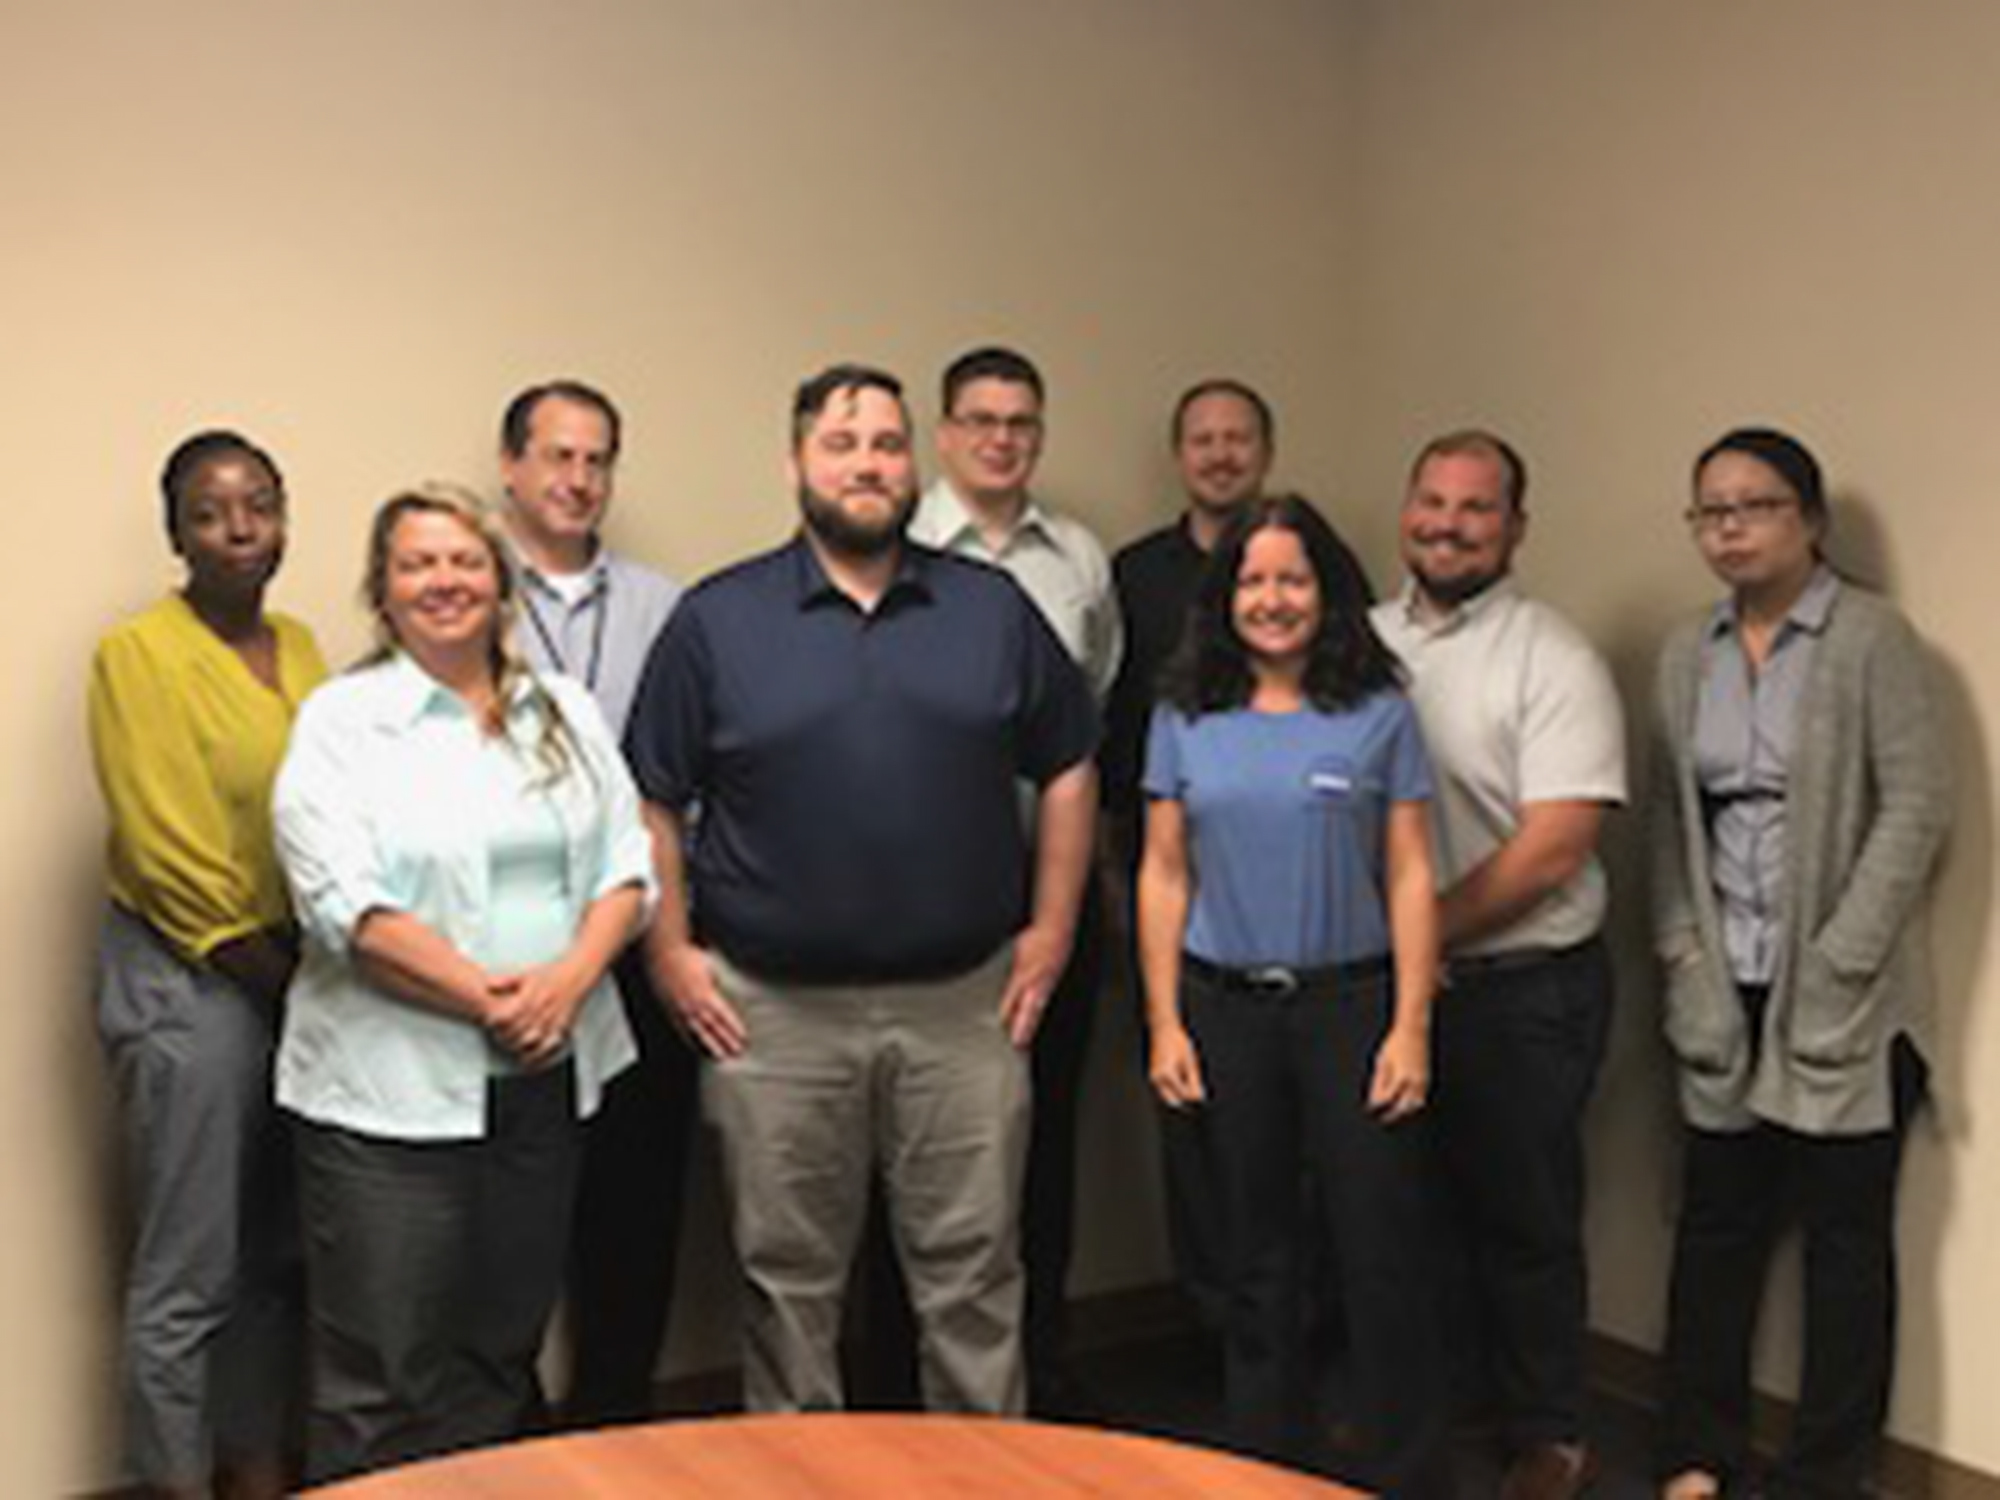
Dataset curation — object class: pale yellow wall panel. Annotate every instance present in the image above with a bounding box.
[1349,0,2000,1473]
[0,2,1360,1490]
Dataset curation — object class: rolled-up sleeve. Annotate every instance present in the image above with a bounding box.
[550,677,659,922]
[274,688,398,959]
[88,630,260,959]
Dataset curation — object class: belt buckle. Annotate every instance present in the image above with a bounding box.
[1244,965,1301,995]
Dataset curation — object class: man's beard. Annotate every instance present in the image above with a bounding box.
[799,481,912,559]
[1411,558,1506,608]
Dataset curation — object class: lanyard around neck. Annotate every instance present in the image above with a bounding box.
[520,575,609,692]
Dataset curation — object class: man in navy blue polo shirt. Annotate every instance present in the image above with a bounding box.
[625,364,1098,1416]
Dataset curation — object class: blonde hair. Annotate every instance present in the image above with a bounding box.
[362,482,580,783]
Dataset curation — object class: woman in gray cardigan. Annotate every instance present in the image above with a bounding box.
[1650,428,1949,1500]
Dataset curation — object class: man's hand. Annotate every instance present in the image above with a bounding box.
[999,921,1073,1048]
[1147,1023,1206,1109]
[1368,1021,1431,1122]
[651,941,747,1059]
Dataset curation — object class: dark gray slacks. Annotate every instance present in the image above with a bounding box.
[294,1063,581,1486]
[563,947,700,1426]
[97,905,296,1489]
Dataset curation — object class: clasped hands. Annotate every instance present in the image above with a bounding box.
[481,958,591,1068]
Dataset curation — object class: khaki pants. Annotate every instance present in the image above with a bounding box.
[705,948,1030,1415]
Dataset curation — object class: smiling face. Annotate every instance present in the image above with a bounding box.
[378,506,504,666]
[937,375,1044,507]
[1231,523,1323,673]
[498,394,616,565]
[790,383,918,558]
[173,451,286,603]
[1177,390,1272,517]
[1400,448,1523,610]
[1690,448,1822,598]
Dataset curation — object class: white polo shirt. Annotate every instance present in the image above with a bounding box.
[1372,578,1626,956]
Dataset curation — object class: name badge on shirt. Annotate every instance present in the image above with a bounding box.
[1307,755,1361,799]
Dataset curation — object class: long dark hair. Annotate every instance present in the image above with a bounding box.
[1160,493,1401,716]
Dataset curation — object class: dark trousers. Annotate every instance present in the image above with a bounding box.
[1430,938,1611,1447]
[563,949,699,1425]
[1661,1038,1925,1500]
[1183,963,1450,1498]
[1022,876,1104,1390]
[844,888,1105,1413]
[294,1065,582,1486]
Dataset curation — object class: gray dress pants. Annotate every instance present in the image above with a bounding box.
[97,906,295,1489]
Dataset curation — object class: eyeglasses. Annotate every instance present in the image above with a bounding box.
[1684,495,1798,532]
[950,412,1042,440]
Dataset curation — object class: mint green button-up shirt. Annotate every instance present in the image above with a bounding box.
[274,653,654,1140]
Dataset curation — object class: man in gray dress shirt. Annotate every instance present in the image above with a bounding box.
[495,380,687,1427]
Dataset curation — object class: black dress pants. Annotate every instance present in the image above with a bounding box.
[1021,875,1105,1393]
[563,949,699,1425]
[1430,938,1611,1446]
[1660,1036,1925,1500]
[1182,962,1450,1498]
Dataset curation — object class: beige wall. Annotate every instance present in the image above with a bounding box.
[0,2,1360,1491]
[13,0,2000,1491]
[1346,0,2000,1474]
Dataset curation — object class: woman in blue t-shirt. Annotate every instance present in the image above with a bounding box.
[1138,494,1448,1496]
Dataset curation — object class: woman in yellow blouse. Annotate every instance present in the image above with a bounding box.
[88,430,327,1500]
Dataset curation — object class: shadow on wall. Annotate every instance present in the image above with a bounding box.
[62,853,130,1483]
[1830,488,1993,1132]
[1836,487,1995,1446]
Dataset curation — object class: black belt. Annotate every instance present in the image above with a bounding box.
[1183,952,1389,996]
[1448,936,1599,980]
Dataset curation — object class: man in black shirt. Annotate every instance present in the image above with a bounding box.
[1102,377,1274,1330]
[1102,379,1276,869]
[626,365,1098,1415]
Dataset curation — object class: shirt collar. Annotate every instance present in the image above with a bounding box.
[786,534,934,612]
[918,478,1057,556]
[378,650,536,728]
[1391,573,1519,635]
[1173,512,1210,560]
[1706,563,1840,642]
[509,535,610,600]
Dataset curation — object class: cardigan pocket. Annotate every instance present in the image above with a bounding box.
[1660,951,1744,1075]
[1786,941,1882,1071]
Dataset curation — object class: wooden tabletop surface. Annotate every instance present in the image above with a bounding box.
[305,1412,1366,1498]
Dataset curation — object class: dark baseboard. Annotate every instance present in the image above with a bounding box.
[1586,1331,1997,1500]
